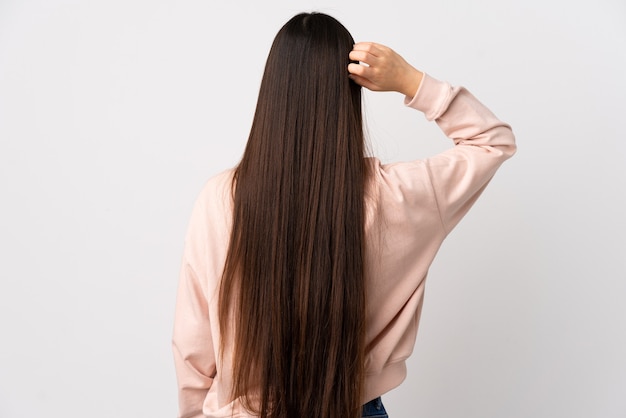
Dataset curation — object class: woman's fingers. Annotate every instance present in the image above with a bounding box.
[348,42,423,96]
[348,50,378,65]
[347,63,383,91]
[349,42,385,67]
[348,42,397,90]
[347,62,371,77]
[348,73,376,90]
[352,42,384,56]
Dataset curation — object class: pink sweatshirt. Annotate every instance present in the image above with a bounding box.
[173,74,516,418]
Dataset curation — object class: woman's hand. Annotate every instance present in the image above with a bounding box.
[348,42,423,98]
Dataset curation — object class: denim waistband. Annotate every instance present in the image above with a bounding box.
[361,396,388,418]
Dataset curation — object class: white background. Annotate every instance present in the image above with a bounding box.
[1,0,625,417]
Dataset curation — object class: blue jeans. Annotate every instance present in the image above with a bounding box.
[361,397,388,418]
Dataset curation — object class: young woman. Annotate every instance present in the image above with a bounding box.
[173,12,516,418]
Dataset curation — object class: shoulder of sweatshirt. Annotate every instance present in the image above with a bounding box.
[183,169,235,267]
[191,169,235,222]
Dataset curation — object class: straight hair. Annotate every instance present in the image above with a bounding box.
[219,12,368,418]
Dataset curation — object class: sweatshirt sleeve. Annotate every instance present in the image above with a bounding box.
[404,73,516,233]
[172,195,217,418]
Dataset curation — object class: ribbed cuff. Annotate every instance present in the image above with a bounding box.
[404,73,453,121]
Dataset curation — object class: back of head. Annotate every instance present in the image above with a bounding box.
[220,12,368,418]
[243,12,363,165]
[257,12,361,130]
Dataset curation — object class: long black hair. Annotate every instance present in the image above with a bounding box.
[219,12,368,418]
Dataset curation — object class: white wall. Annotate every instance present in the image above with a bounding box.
[1,0,624,417]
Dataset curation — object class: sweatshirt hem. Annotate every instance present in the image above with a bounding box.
[363,360,407,403]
